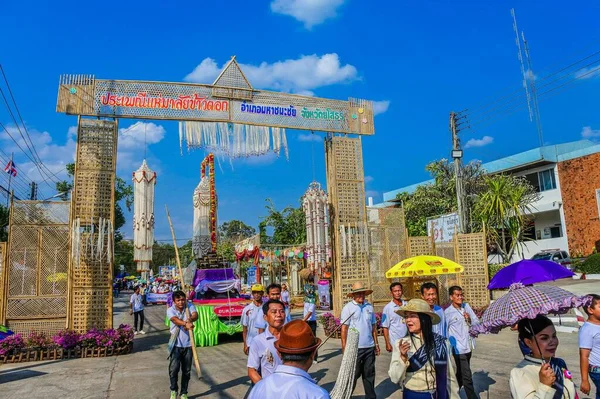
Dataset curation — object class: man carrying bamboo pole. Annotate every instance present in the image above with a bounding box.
[167,290,199,399]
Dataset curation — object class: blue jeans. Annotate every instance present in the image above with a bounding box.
[590,369,600,399]
[403,389,437,399]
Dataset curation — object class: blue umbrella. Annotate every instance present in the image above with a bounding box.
[488,259,574,290]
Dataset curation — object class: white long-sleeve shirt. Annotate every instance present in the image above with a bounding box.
[388,334,460,398]
[509,356,576,399]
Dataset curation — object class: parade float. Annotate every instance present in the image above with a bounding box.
[166,154,249,347]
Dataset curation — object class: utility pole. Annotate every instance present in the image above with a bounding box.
[450,112,466,233]
[29,182,37,200]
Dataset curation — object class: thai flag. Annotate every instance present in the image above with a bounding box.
[4,160,17,177]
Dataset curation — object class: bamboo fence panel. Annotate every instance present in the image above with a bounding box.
[3,201,70,335]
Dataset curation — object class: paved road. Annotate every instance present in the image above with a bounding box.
[1,283,598,398]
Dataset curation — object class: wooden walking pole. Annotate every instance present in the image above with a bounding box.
[165,205,202,379]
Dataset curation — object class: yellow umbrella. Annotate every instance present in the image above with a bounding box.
[46,272,67,283]
[385,255,464,278]
[124,275,137,280]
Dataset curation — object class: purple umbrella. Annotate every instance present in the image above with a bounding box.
[470,283,590,337]
[487,259,574,290]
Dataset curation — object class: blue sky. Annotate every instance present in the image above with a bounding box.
[2,0,600,241]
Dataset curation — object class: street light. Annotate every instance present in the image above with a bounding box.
[41,192,69,201]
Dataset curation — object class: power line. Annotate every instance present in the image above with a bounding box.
[464,59,600,133]
[463,48,600,124]
[0,65,63,185]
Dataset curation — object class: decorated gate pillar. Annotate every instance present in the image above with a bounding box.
[68,117,118,332]
[325,136,370,317]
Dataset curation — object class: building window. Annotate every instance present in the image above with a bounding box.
[538,169,556,192]
[550,226,562,238]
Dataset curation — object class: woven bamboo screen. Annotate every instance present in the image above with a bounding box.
[69,118,118,332]
[3,201,70,337]
[326,136,369,316]
[367,207,407,307]
[456,232,490,308]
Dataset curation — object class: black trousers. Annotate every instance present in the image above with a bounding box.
[169,347,192,394]
[453,352,478,399]
[133,310,144,331]
[307,320,318,360]
[352,347,376,399]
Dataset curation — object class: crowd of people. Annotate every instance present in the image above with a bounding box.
[159,279,600,399]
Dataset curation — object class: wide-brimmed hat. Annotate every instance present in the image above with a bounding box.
[395,298,441,325]
[274,320,321,354]
[347,281,373,297]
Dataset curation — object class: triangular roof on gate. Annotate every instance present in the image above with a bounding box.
[212,56,253,90]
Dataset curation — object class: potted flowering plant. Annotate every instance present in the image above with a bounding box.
[116,324,134,353]
[53,330,81,358]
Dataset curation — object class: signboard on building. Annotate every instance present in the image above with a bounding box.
[427,213,460,243]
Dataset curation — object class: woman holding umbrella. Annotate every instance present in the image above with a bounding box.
[510,315,576,399]
[389,298,460,398]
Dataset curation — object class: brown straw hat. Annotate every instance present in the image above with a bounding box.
[274,320,321,354]
[346,281,373,298]
[394,298,441,325]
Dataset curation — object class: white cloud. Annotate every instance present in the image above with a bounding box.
[185,54,358,93]
[581,126,600,138]
[297,133,322,142]
[270,0,346,29]
[465,136,494,149]
[575,67,600,80]
[373,100,390,116]
[364,175,374,183]
[117,122,166,172]
[0,124,77,188]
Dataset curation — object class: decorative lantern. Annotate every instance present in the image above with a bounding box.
[302,182,330,276]
[132,160,156,276]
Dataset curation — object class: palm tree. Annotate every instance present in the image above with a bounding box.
[474,174,539,263]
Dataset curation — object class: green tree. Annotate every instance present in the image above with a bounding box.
[396,159,486,236]
[472,174,539,263]
[114,239,135,275]
[259,199,306,245]
[56,162,133,242]
[217,240,236,262]
[219,220,256,242]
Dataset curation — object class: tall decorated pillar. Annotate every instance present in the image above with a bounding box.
[193,154,217,260]
[132,160,156,280]
[302,182,330,279]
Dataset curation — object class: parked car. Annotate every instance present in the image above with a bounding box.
[531,249,572,270]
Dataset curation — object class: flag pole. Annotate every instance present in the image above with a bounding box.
[6,152,13,207]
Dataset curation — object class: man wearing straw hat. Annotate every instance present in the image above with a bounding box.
[248,320,329,398]
[341,281,379,399]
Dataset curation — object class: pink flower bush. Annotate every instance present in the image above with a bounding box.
[0,325,135,356]
[318,312,340,335]
[53,330,81,350]
[0,334,25,356]
[26,331,51,350]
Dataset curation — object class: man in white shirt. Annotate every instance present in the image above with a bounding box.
[341,282,379,399]
[420,282,447,337]
[381,282,407,353]
[247,299,285,383]
[129,285,145,335]
[445,285,479,399]
[167,290,199,399]
[242,284,266,355]
[248,320,329,399]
